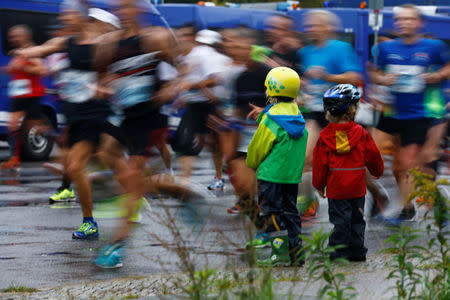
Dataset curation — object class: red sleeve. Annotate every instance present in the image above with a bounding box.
[364,131,384,178]
[312,138,329,191]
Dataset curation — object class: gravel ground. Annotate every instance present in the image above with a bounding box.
[0,253,400,300]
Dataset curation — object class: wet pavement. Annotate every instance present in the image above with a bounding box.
[0,143,448,296]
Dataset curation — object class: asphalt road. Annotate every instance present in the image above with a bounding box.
[0,144,448,290]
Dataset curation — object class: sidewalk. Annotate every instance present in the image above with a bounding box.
[1,253,396,300]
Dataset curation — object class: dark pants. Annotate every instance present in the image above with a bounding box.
[257,180,302,250]
[328,197,367,259]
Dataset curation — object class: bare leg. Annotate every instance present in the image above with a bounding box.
[419,121,448,177]
[112,155,147,242]
[154,130,172,171]
[66,141,95,218]
[393,144,421,210]
[303,119,321,172]
[366,128,397,215]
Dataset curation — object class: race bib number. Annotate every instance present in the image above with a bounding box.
[178,90,208,104]
[386,65,425,94]
[113,75,154,108]
[56,69,97,103]
[8,79,31,97]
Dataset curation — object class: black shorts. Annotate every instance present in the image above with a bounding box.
[376,115,431,146]
[103,122,125,145]
[155,113,168,130]
[120,112,160,156]
[302,111,328,129]
[11,97,42,119]
[182,102,216,135]
[68,119,108,147]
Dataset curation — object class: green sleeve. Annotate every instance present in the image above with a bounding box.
[246,120,276,170]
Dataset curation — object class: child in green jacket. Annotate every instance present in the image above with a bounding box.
[246,67,308,266]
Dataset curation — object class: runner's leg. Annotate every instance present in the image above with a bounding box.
[66,140,95,218]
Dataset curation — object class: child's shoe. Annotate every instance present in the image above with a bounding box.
[257,236,291,267]
[246,232,271,249]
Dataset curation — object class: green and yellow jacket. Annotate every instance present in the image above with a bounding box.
[246,102,308,184]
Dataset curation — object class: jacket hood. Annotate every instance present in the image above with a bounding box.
[320,121,364,154]
[262,103,306,139]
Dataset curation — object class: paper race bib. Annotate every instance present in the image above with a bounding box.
[56,69,97,103]
[113,75,154,108]
[8,79,32,97]
[386,65,425,94]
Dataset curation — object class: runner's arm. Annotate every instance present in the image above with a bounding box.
[22,58,48,76]
[141,27,177,65]
[93,30,122,71]
[323,71,362,86]
[420,63,450,84]
[14,37,68,58]
[368,66,397,86]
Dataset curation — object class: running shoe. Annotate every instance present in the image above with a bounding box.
[246,232,271,249]
[72,221,99,239]
[95,242,124,268]
[1,156,20,170]
[382,208,416,226]
[49,188,76,202]
[227,203,241,214]
[370,192,389,217]
[207,177,224,190]
[128,197,151,223]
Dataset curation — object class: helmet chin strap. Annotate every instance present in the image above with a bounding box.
[267,96,278,105]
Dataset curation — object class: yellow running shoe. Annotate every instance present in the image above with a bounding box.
[49,188,76,202]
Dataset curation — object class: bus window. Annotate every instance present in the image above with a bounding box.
[0,9,58,55]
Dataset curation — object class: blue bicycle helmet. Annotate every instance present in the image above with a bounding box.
[323,84,360,116]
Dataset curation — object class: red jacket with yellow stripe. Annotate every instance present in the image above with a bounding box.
[312,121,384,200]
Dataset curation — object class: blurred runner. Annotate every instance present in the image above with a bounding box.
[47,7,121,202]
[16,0,118,241]
[369,4,449,223]
[170,28,231,183]
[297,10,363,216]
[1,25,48,169]
[93,0,175,268]
[262,15,302,72]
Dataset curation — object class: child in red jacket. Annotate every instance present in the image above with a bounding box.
[312,84,384,262]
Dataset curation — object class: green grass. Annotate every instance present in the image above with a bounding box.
[123,294,140,299]
[0,284,38,293]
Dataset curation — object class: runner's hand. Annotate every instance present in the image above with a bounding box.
[420,72,443,84]
[304,66,328,80]
[247,103,264,121]
[379,74,398,86]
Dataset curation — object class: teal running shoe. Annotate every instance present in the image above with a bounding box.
[72,221,99,239]
[95,242,124,268]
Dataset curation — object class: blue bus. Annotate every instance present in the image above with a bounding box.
[1,2,449,160]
